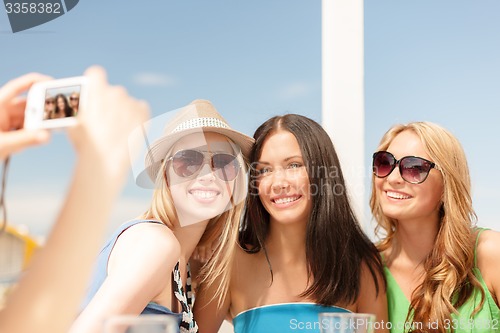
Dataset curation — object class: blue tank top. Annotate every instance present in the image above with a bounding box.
[232,303,351,333]
[81,219,198,333]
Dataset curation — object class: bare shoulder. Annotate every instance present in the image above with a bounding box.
[476,229,500,264]
[116,222,179,252]
[75,222,182,320]
[229,246,272,319]
[109,222,181,273]
[357,261,389,332]
[360,259,385,286]
[476,229,500,305]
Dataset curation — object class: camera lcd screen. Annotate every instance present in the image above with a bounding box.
[44,85,81,120]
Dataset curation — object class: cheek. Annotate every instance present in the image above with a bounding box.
[165,168,187,188]
[420,174,444,205]
[221,179,236,196]
[290,170,310,193]
[419,184,443,209]
[297,179,311,198]
[168,185,183,204]
[373,179,388,207]
[374,178,384,193]
[257,178,271,199]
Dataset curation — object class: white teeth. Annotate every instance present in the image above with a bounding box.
[190,190,217,199]
[275,196,299,204]
[387,191,411,200]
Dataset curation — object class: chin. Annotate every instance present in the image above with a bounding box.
[273,214,307,225]
[380,208,404,221]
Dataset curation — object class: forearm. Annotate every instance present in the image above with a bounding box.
[0,153,126,333]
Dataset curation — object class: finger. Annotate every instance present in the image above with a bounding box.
[137,100,151,119]
[0,73,52,102]
[84,66,107,90]
[82,66,107,119]
[10,113,24,131]
[9,97,27,119]
[0,130,50,158]
[0,98,26,132]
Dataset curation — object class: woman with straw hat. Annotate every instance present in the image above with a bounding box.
[70,99,253,333]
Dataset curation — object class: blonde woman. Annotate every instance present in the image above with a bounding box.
[70,100,253,333]
[69,92,80,115]
[371,122,500,332]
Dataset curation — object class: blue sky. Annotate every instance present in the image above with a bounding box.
[0,1,498,237]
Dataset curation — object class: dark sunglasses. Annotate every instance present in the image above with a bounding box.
[70,97,79,101]
[167,149,240,181]
[372,151,438,184]
[45,100,55,105]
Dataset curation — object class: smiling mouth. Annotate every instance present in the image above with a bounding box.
[386,191,412,200]
[273,196,300,204]
[189,190,220,199]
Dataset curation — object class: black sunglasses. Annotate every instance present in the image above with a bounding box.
[372,151,438,184]
[167,149,240,182]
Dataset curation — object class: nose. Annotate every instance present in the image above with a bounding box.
[271,168,290,192]
[196,162,216,182]
[386,163,404,185]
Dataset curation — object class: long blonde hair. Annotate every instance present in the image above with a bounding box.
[371,122,484,332]
[141,138,248,308]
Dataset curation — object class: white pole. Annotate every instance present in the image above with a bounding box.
[321,0,366,226]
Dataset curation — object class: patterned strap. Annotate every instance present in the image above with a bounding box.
[173,262,198,333]
[185,262,194,306]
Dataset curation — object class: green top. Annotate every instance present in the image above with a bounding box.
[384,229,499,332]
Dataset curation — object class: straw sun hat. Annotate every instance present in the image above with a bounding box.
[139,99,254,187]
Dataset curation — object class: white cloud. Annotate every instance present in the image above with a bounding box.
[276,82,313,100]
[132,72,177,87]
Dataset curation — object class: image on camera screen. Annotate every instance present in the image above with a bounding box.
[43,85,81,120]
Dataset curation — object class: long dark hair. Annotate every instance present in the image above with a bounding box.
[239,114,384,305]
[55,94,73,117]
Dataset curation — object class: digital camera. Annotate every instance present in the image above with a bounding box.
[24,76,88,130]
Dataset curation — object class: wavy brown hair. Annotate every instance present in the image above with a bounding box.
[371,122,484,332]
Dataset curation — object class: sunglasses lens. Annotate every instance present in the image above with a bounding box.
[213,153,239,181]
[170,150,239,181]
[400,157,432,184]
[172,150,204,177]
[373,152,395,178]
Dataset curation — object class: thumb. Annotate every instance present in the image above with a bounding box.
[0,130,50,159]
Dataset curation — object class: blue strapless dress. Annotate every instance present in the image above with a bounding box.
[233,303,351,333]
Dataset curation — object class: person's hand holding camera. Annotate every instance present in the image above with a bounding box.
[0,66,150,333]
[0,73,51,159]
[68,66,150,185]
